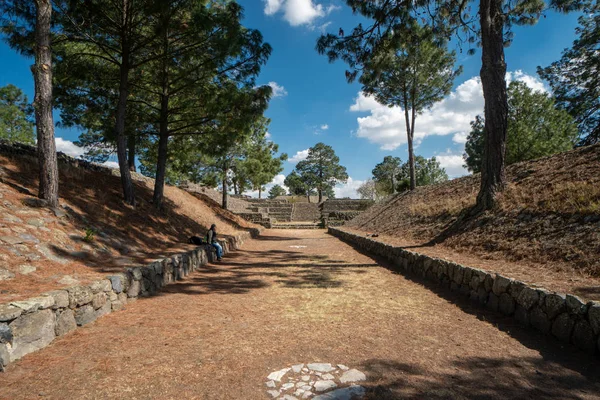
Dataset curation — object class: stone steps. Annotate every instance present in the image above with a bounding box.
[271,222,322,229]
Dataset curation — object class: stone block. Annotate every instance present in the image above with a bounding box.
[566,294,587,315]
[0,323,12,343]
[453,264,465,285]
[477,287,488,304]
[515,306,529,327]
[499,293,516,315]
[95,301,111,318]
[492,275,512,296]
[89,280,112,293]
[117,293,127,303]
[111,301,124,311]
[509,281,526,299]
[129,267,143,281]
[55,309,76,336]
[0,304,22,322]
[572,320,596,352]
[545,294,566,320]
[66,286,93,308]
[470,274,481,290]
[11,296,54,313]
[463,268,473,287]
[8,309,56,361]
[42,290,69,309]
[74,305,96,326]
[127,280,141,298]
[459,284,470,296]
[588,302,600,335]
[535,288,550,307]
[92,292,107,310]
[0,343,9,369]
[108,292,118,302]
[108,275,124,293]
[551,313,575,342]
[487,293,499,312]
[516,287,539,311]
[484,274,494,292]
[530,307,552,334]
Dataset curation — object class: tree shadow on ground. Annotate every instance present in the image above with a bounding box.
[154,248,376,295]
[340,240,600,387]
[360,356,600,399]
[1,154,253,273]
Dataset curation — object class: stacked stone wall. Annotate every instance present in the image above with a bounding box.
[291,203,320,222]
[320,200,374,227]
[329,227,600,356]
[0,232,251,370]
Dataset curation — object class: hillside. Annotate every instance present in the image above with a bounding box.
[0,142,259,303]
[346,144,600,299]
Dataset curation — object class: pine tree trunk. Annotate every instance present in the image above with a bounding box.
[258,188,261,199]
[115,55,135,205]
[318,189,323,203]
[222,164,228,209]
[403,102,416,191]
[127,134,136,172]
[409,106,417,190]
[33,0,59,208]
[477,0,508,211]
[153,92,169,209]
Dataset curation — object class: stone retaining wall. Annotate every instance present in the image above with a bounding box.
[329,227,600,357]
[0,232,251,371]
[320,200,374,227]
[0,140,153,185]
[291,203,320,222]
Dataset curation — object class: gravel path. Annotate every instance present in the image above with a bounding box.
[1,229,599,399]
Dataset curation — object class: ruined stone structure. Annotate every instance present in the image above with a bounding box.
[320,199,374,227]
[0,232,253,370]
[329,227,600,356]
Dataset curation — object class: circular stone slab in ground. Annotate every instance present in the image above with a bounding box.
[265,363,366,399]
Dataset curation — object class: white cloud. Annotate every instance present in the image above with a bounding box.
[265,131,272,139]
[334,177,364,199]
[349,71,547,151]
[288,149,309,163]
[435,151,468,178]
[320,124,329,130]
[102,161,119,169]
[264,0,284,14]
[55,137,85,158]
[452,132,469,144]
[263,0,339,27]
[507,70,548,93]
[268,81,288,98]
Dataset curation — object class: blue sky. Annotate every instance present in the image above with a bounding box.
[0,1,583,197]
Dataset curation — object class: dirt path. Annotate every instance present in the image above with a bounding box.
[1,229,599,399]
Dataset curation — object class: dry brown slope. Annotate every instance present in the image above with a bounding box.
[0,150,259,303]
[347,144,600,298]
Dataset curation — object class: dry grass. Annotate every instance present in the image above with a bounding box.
[347,144,600,298]
[0,154,258,303]
[1,230,599,399]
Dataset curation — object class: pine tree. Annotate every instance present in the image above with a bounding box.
[396,156,448,191]
[316,0,581,210]
[360,24,460,190]
[268,185,287,199]
[372,156,402,195]
[538,0,600,146]
[0,84,35,144]
[1,1,60,207]
[464,81,578,172]
[295,143,348,203]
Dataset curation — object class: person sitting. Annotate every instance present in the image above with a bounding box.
[206,224,223,261]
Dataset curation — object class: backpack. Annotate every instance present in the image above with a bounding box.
[188,236,205,245]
